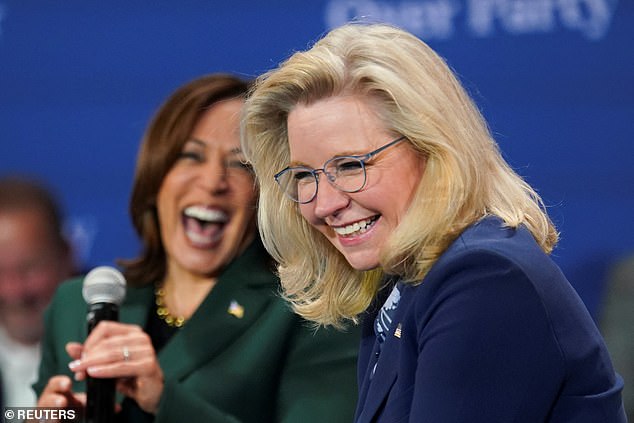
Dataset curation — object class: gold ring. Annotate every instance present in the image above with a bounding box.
[122,346,130,361]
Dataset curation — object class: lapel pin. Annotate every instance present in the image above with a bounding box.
[394,323,402,338]
[228,300,245,319]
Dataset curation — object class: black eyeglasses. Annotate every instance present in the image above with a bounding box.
[274,135,406,204]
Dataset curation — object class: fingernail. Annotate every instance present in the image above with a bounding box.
[68,360,80,370]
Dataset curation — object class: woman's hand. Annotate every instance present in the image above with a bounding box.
[36,375,86,409]
[32,375,85,423]
[67,321,165,414]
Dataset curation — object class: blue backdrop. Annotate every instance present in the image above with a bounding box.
[1,0,632,318]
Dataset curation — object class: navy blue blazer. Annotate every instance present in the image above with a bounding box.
[355,217,626,422]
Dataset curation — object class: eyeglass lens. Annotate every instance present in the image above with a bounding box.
[277,156,367,203]
[276,135,405,203]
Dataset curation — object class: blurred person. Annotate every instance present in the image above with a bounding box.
[0,176,75,407]
[33,74,360,422]
[242,23,626,422]
[601,254,634,421]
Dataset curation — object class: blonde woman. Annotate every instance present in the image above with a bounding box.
[242,23,626,422]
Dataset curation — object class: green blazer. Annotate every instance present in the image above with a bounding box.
[34,241,360,423]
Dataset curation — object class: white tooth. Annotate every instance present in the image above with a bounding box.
[334,218,375,236]
[184,206,227,222]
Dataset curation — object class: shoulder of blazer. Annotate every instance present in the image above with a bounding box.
[215,238,279,291]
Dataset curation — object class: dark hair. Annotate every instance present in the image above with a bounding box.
[0,175,71,258]
[119,73,251,286]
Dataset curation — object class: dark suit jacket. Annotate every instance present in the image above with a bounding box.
[34,241,360,423]
[355,217,626,423]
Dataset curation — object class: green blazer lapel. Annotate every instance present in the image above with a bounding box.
[120,285,154,327]
[158,241,278,381]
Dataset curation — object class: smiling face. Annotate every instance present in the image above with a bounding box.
[287,95,426,271]
[0,208,72,344]
[156,99,256,279]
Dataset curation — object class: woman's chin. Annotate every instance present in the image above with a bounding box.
[339,250,380,271]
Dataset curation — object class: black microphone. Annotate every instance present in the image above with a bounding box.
[82,266,126,423]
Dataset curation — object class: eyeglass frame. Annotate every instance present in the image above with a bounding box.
[274,135,407,204]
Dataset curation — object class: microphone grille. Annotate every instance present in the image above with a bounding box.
[82,266,126,305]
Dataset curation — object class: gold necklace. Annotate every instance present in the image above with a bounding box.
[155,286,187,328]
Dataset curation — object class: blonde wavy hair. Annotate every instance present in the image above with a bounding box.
[242,23,558,327]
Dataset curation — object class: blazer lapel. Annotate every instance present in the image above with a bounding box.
[120,285,154,327]
[355,337,399,423]
[157,241,277,381]
[355,284,414,423]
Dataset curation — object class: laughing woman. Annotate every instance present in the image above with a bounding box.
[33,74,360,423]
[241,24,626,422]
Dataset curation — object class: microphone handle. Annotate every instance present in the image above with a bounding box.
[85,303,119,423]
